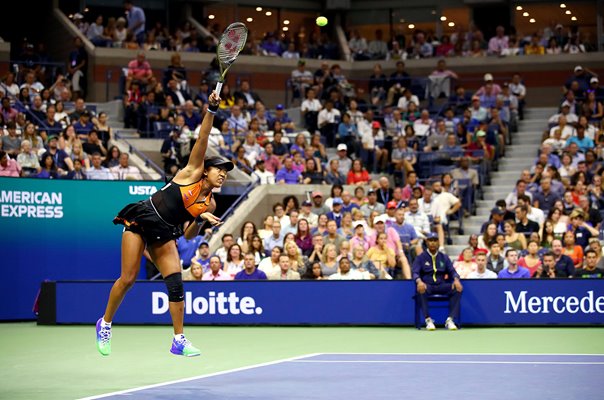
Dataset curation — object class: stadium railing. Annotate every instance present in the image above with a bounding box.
[114,130,166,180]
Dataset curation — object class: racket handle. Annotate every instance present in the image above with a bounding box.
[215,81,224,96]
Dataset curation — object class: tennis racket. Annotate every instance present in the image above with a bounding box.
[215,22,248,96]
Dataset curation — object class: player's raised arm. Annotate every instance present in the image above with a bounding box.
[178,91,220,181]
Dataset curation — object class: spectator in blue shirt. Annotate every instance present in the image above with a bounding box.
[261,34,283,56]
[176,235,204,269]
[234,253,268,280]
[326,198,344,228]
[181,101,202,131]
[41,135,73,172]
[337,113,358,153]
[412,233,462,330]
[124,0,146,45]
[551,239,577,277]
[73,111,95,138]
[270,104,295,132]
[270,131,289,159]
[275,157,302,184]
[191,242,211,272]
[194,80,210,108]
[534,145,561,169]
[569,209,598,249]
[565,125,594,153]
[498,249,530,278]
[226,105,248,136]
[325,159,347,185]
[263,221,284,254]
[390,208,420,255]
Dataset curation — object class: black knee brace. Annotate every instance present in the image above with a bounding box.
[164,273,184,302]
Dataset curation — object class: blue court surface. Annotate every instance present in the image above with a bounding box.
[82,353,604,400]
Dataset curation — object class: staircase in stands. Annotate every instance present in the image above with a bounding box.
[446,107,557,258]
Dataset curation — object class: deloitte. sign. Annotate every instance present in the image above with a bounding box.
[504,290,604,314]
[152,291,264,315]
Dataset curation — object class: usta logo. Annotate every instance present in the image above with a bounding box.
[129,186,157,196]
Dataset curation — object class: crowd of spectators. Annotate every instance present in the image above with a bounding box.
[0,93,142,180]
[71,1,338,60]
[347,22,596,61]
[448,64,603,280]
[171,60,604,282]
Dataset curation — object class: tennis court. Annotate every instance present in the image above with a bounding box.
[2,323,603,400]
[81,353,604,400]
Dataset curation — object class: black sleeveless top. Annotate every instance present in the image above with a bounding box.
[150,180,212,226]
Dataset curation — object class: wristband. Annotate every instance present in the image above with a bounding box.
[195,215,205,224]
[208,104,219,114]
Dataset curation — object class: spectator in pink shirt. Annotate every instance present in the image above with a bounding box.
[350,221,371,252]
[260,142,281,174]
[368,215,403,255]
[475,73,502,97]
[402,171,424,200]
[487,26,509,56]
[430,59,459,79]
[368,215,411,278]
[1,97,18,123]
[0,151,21,177]
[126,51,153,89]
[202,256,233,281]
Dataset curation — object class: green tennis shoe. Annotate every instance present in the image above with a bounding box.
[96,318,112,356]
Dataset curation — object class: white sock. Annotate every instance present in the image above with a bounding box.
[174,334,185,340]
[101,318,112,328]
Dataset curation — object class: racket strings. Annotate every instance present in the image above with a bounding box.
[218,26,247,66]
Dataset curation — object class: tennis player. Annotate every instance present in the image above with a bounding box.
[96,91,231,357]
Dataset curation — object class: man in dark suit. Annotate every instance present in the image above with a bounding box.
[165,79,191,107]
[377,177,394,205]
[234,80,262,111]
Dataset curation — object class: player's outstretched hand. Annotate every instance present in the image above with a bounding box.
[209,91,221,107]
[200,212,223,227]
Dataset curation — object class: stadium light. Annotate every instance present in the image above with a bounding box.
[529,18,536,23]
[283,20,290,25]
[283,27,289,31]
[523,12,529,17]
[247,17,253,22]
[448,22,455,27]
[208,15,215,20]
[565,10,571,15]
[408,24,415,29]
[256,7,262,11]
[265,11,272,16]
[440,16,447,22]
[560,4,567,8]
[571,16,577,21]
[516,6,522,11]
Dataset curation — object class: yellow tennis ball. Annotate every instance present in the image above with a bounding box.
[316,16,328,27]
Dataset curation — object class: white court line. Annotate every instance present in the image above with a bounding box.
[288,360,604,365]
[77,353,323,400]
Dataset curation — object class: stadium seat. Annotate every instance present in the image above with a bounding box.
[153,122,173,138]
[413,293,462,329]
